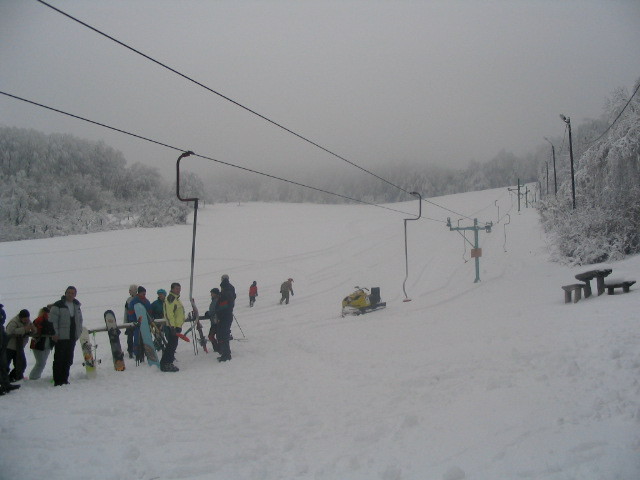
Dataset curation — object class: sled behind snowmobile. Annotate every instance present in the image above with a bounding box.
[341,287,386,317]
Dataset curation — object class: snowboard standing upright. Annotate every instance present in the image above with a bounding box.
[79,327,97,379]
[134,303,160,369]
[104,310,125,371]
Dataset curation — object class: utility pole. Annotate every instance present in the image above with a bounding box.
[507,179,525,212]
[545,163,549,197]
[544,137,557,196]
[447,218,493,283]
[559,115,576,209]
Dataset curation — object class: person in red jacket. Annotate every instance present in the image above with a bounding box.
[249,281,258,307]
[29,306,55,380]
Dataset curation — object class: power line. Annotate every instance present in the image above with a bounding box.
[584,80,640,148]
[35,0,414,199]
[0,90,418,217]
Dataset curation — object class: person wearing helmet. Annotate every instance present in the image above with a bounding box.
[150,289,166,320]
[279,278,294,305]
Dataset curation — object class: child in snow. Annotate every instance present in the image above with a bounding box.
[249,281,258,307]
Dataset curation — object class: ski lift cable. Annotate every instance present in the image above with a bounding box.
[35,0,416,200]
[456,229,475,249]
[467,190,508,218]
[558,124,568,159]
[0,90,418,217]
[423,198,473,221]
[37,0,483,226]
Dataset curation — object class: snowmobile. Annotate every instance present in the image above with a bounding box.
[341,287,386,317]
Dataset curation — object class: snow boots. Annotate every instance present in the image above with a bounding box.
[217,340,231,362]
[160,363,179,372]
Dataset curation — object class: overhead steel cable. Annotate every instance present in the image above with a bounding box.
[35,0,414,199]
[0,90,418,217]
[584,80,640,148]
[424,198,472,220]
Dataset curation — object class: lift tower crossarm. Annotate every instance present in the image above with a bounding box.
[446,217,492,283]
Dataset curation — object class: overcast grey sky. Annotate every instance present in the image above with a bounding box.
[1,0,639,181]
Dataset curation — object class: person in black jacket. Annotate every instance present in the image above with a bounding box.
[216,275,236,362]
[50,286,84,386]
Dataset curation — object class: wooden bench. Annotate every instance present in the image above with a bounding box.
[575,268,612,297]
[604,280,636,295]
[562,284,586,303]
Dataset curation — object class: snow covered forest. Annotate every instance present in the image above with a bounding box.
[538,79,640,265]
[0,127,195,241]
[1,79,639,266]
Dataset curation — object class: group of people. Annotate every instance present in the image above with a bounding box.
[1,285,84,392]
[0,275,294,391]
[124,274,238,370]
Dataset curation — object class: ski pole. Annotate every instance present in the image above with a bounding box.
[233,314,246,339]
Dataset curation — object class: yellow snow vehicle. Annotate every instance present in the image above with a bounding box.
[341,287,386,317]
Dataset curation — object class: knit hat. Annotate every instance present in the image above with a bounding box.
[19,309,30,318]
[157,289,167,295]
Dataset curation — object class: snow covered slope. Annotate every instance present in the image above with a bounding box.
[1,187,638,479]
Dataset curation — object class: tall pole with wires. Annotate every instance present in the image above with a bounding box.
[559,115,576,209]
[544,137,557,196]
[447,218,493,283]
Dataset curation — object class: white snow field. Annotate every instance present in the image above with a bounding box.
[1,187,638,480]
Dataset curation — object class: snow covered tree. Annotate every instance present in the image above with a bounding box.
[539,78,640,264]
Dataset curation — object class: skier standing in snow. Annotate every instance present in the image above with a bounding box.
[128,286,152,363]
[5,309,36,382]
[124,284,137,359]
[216,274,236,362]
[150,289,166,320]
[29,306,55,380]
[161,282,185,372]
[279,278,294,305]
[249,281,258,307]
[50,286,84,386]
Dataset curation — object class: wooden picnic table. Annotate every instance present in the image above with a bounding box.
[575,269,612,297]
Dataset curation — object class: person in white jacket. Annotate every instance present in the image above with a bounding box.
[49,286,84,386]
[5,309,36,382]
